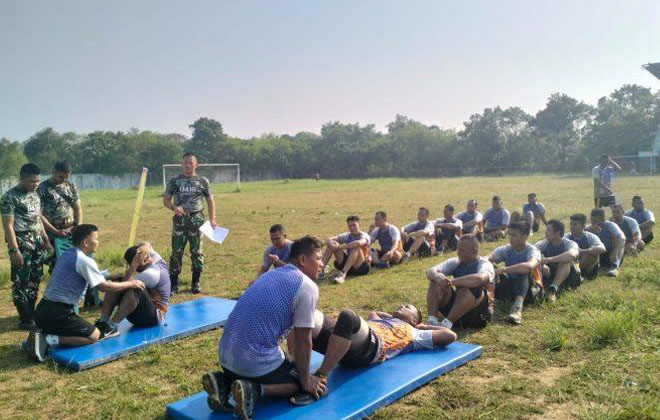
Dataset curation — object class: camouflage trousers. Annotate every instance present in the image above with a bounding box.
[169,211,204,276]
[11,232,48,323]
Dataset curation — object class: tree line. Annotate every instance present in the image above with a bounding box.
[1,84,658,182]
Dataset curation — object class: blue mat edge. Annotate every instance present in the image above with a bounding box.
[51,297,231,371]
[165,343,483,420]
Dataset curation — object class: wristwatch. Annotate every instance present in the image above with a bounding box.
[8,247,18,254]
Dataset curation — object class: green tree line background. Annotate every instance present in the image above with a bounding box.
[1,84,658,182]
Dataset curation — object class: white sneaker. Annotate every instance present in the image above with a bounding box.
[506,307,522,325]
[606,268,618,277]
[26,329,50,362]
[426,316,440,326]
[333,273,346,284]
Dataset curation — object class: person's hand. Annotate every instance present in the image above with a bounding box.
[210,219,218,229]
[174,206,186,217]
[55,229,68,238]
[385,250,393,259]
[494,267,506,276]
[301,375,327,400]
[131,279,146,291]
[10,250,24,268]
[540,257,549,265]
[267,254,280,265]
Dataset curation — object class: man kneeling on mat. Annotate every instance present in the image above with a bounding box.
[288,304,457,405]
[487,222,542,325]
[26,224,147,362]
[425,235,495,330]
[201,236,325,420]
[94,242,171,338]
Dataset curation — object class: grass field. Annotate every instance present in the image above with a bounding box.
[1,175,659,420]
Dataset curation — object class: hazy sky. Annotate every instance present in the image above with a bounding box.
[1,1,659,141]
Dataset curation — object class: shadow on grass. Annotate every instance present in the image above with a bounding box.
[0,343,36,373]
[0,314,22,335]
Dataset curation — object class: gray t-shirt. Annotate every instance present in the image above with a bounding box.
[534,237,578,258]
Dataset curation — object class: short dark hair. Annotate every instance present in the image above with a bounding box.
[19,163,40,179]
[346,215,360,223]
[53,161,72,173]
[290,236,322,260]
[528,193,536,199]
[375,211,387,219]
[418,207,429,216]
[411,304,422,324]
[632,195,642,203]
[508,221,530,236]
[444,204,455,212]
[492,195,501,202]
[124,245,139,265]
[468,199,478,206]
[269,224,285,234]
[72,224,98,247]
[547,219,565,236]
[183,152,197,159]
[591,208,606,219]
[570,213,587,225]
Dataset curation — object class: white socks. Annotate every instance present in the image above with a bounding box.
[45,334,59,346]
[440,318,453,329]
[427,315,439,326]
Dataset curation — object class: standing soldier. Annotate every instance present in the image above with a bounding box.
[1,163,53,329]
[38,161,83,269]
[163,153,217,294]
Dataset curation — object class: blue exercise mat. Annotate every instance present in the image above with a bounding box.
[166,341,482,420]
[50,297,236,371]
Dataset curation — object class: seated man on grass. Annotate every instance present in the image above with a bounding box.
[369,211,403,268]
[321,215,371,284]
[201,236,326,420]
[626,195,655,245]
[483,196,511,242]
[434,204,463,255]
[94,242,171,338]
[487,222,542,325]
[586,207,625,277]
[425,235,495,330]
[26,224,146,362]
[287,304,456,405]
[522,193,548,234]
[255,224,293,281]
[401,207,436,259]
[534,220,580,303]
[610,204,644,256]
[565,213,606,280]
[456,199,483,239]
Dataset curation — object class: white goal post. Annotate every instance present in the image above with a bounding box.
[162,163,241,192]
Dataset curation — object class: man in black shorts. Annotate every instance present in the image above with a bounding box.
[321,215,371,284]
[26,225,147,362]
[534,220,580,303]
[287,304,456,405]
[94,242,172,338]
[425,235,495,330]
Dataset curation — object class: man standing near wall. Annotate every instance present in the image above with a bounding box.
[163,153,217,294]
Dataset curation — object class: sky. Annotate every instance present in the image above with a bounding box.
[1,0,659,141]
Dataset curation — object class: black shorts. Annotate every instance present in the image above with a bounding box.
[532,221,540,233]
[334,252,370,276]
[34,299,96,338]
[403,238,433,257]
[439,288,490,329]
[312,312,378,369]
[435,233,458,251]
[222,356,299,385]
[643,232,654,245]
[125,289,160,327]
[542,263,581,290]
[494,273,541,303]
[599,251,624,269]
[597,195,616,208]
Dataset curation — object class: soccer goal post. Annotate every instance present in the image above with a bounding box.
[162,163,241,192]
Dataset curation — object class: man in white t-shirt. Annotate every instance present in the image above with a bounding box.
[202,236,325,420]
[321,215,371,284]
[369,211,403,268]
[534,220,580,303]
[27,225,146,362]
[565,213,606,280]
[401,207,436,259]
[610,204,644,255]
[434,204,463,254]
[586,207,626,277]
[483,196,511,242]
[522,193,548,234]
[626,195,655,244]
[254,224,293,282]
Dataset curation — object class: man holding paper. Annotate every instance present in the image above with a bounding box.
[163,153,217,294]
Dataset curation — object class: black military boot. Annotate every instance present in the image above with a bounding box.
[170,274,179,294]
[191,271,202,294]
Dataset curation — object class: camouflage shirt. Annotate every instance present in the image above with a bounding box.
[37,179,80,224]
[1,186,43,233]
[165,174,211,213]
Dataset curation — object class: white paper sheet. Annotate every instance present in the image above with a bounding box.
[199,221,230,244]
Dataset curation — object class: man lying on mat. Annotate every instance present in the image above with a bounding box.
[201,236,325,420]
[286,304,456,405]
[94,242,171,339]
[26,224,147,362]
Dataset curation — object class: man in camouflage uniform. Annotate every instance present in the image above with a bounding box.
[1,163,53,329]
[163,153,217,294]
[38,161,83,270]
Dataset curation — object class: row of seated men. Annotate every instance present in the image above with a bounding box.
[257,194,654,286]
[199,195,655,420]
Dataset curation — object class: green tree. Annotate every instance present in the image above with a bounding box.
[0,138,27,178]
[23,128,73,172]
